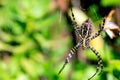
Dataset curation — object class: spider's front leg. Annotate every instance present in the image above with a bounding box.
[87,45,103,80]
[58,41,82,75]
[90,18,106,40]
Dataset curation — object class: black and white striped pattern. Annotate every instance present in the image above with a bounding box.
[90,18,106,40]
[58,42,82,75]
[87,45,103,80]
[58,5,105,80]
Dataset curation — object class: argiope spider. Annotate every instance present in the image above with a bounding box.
[58,7,106,80]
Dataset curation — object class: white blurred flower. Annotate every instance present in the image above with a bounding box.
[104,10,120,39]
[104,22,120,39]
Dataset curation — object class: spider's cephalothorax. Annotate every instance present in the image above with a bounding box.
[58,7,105,80]
[75,19,93,49]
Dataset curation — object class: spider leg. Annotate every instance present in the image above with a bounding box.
[70,7,84,42]
[58,41,82,75]
[75,28,83,41]
[90,18,106,40]
[71,7,84,42]
[87,45,103,80]
[71,7,79,29]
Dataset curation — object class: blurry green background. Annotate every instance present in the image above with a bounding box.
[0,0,120,80]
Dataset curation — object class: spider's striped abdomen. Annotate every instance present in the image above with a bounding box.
[78,19,93,39]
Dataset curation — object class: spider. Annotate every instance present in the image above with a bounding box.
[58,7,106,80]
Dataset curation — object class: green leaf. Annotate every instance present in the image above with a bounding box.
[101,0,120,7]
[113,69,120,80]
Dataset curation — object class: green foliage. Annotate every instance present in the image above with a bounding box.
[0,0,71,80]
[101,0,120,7]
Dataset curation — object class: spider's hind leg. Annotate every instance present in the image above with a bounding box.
[58,47,76,75]
[87,45,103,80]
[58,42,82,75]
